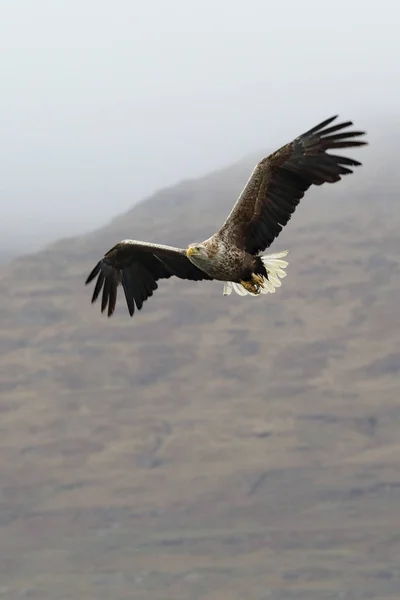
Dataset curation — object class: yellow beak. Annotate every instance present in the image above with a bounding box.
[187,247,198,257]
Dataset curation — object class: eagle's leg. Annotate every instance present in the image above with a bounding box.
[252,274,265,287]
[239,273,265,295]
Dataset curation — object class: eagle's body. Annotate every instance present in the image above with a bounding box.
[85,116,367,317]
[187,233,256,280]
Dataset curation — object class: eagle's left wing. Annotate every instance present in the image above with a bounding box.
[85,240,212,317]
[217,116,367,255]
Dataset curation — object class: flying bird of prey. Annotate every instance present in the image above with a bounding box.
[85,116,367,318]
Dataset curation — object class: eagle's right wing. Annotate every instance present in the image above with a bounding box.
[217,116,367,255]
[85,240,212,317]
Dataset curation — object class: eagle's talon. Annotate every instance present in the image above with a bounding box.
[252,274,265,287]
[240,279,261,295]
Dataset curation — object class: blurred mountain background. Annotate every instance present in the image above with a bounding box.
[1,122,400,599]
[2,0,400,598]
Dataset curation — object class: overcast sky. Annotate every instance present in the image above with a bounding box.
[1,0,399,254]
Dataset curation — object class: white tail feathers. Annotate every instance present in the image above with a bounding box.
[223,250,289,297]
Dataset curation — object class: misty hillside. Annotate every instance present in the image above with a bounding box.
[0,135,400,600]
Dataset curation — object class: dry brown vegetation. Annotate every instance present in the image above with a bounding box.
[0,135,399,599]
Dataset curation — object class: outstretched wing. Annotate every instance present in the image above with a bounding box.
[85,240,212,317]
[218,116,367,255]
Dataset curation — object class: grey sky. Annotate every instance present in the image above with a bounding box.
[1,0,399,254]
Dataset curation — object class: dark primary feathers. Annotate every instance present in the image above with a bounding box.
[218,116,367,254]
[85,241,212,317]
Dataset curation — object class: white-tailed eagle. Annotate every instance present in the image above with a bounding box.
[85,116,367,317]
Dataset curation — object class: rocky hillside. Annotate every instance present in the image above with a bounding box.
[0,132,399,599]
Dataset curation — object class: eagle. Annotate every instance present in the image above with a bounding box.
[85,116,367,318]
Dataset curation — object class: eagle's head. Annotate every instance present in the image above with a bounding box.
[186,243,211,266]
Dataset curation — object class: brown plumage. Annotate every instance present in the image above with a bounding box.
[85,115,367,318]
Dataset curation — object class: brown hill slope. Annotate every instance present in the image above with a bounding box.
[0,135,399,599]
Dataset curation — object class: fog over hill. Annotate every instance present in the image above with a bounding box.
[0,126,399,599]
